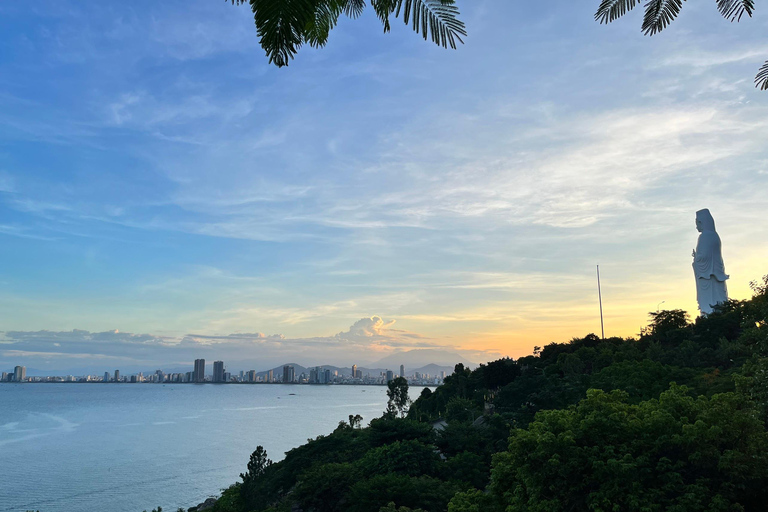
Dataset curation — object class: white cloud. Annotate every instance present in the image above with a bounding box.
[0,317,443,372]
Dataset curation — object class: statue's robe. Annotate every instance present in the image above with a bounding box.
[693,209,729,315]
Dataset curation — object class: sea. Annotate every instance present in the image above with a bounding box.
[0,383,427,512]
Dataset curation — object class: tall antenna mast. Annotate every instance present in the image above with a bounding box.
[597,265,605,339]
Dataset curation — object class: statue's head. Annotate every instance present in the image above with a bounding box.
[695,209,716,233]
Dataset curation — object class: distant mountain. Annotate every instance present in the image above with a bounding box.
[368,349,477,372]
[410,363,455,377]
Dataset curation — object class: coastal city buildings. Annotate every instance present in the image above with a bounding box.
[213,361,225,383]
[3,359,449,386]
[282,365,295,383]
[194,359,205,383]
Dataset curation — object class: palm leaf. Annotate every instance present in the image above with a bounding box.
[371,0,398,33]
[304,0,345,48]
[756,61,768,90]
[397,0,467,48]
[342,0,367,18]
[232,0,465,65]
[716,0,755,22]
[250,0,317,66]
[642,0,684,35]
[595,0,641,23]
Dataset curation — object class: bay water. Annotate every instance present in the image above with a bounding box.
[0,383,425,512]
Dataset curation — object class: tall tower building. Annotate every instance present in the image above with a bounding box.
[114,369,120,382]
[194,359,206,383]
[386,370,394,382]
[266,369,273,383]
[213,361,225,383]
[14,366,26,382]
[351,364,357,379]
[283,365,295,383]
[104,372,110,382]
[400,364,404,378]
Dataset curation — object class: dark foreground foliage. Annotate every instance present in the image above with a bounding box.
[206,276,768,512]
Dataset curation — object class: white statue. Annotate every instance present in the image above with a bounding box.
[692,209,729,315]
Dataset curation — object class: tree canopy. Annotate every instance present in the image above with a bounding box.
[206,274,768,512]
[595,0,768,90]
[227,0,767,90]
[229,0,466,66]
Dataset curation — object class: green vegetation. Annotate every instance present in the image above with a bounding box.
[228,0,466,67]
[207,275,768,512]
[594,0,768,89]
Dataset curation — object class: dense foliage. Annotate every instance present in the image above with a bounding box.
[594,0,768,90]
[203,276,768,512]
[228,0,466,67]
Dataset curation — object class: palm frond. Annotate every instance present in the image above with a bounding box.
[642,0,684,36]
[371,0,398,33]
[595,0,641,24]
[396,0,467,49]
[250,0,317,67]
[756,61,768,90]
[304,0,345,48]
[716,0,755,22]
[342,0,367,18]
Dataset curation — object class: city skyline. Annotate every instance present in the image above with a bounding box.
[1,1,768,372]
[2,358,449,385]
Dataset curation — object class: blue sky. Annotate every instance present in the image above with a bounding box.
[1,1,767,372]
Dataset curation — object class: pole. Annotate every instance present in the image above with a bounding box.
[597,265,605,339]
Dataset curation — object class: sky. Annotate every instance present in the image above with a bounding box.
[1,1,767,373]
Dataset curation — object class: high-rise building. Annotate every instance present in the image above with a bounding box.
[114,369,120,382]
[213,361,225,383]
[351,365,357,379]
[386,370,394,382]
[266,369,273,383]
[239,370,245,381]
[399,364,404,378]
[283,365,295,383]
[248,370,256,382]
[1,372,7,382]
[104,371,110,383]
[14,366,26,382]
[194,359,205,383]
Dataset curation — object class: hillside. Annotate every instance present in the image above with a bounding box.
[187,276,768,512]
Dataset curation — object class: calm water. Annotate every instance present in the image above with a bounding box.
[0,383,424,512]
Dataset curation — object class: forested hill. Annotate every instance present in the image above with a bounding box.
[198,276,768,512]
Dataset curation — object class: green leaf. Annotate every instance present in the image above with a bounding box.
[756,61,768,91]
[594,0,641,24]
[397,0,466,49]
[716,0,755,22]
[250,0,317,67]
[343,0,367,18]
[642,0,684,36]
